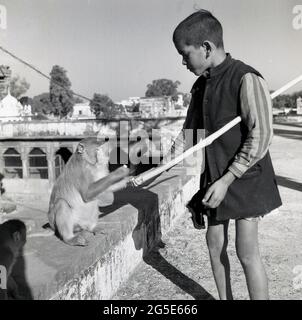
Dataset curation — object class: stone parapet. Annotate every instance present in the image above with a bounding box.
[9,161,201,300]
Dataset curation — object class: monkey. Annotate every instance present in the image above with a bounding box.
[0,219,26,300]
[48,137,134,246]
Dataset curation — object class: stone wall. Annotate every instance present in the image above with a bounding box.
[0,118,185,138]
[7,156,202,300]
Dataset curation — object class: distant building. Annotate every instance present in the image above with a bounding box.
[0,88,23,122]
[115,95,188,117]
[139,96,174,118]
[173,94,188,116]
[272,108,284,116]
[116,96,140,114]
[70,102,95,119]
[117,97,140,107]
[174,94,184,107]
[139,96,187,117]
[297,97,302,115]
[19,96,33,121]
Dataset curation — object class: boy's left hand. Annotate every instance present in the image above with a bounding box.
[202,179,229,209]
[202,171,236,208]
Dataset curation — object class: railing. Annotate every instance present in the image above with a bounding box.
[0,116,186,139]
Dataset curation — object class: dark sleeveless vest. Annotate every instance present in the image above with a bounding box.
[184,54,282,220]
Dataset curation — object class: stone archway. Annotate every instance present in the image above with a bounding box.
[54,147,73,179]
[55,147,72,164]
[2,147,23,179]
[28,148,48,179]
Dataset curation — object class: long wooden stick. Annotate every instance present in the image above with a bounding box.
[131,117,241,186]
[130,74,302,186]
[270,74,302,99]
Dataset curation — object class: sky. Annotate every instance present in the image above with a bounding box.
[0,0,301,102]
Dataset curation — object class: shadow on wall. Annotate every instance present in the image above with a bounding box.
[98,182,214,300]
[98,186,162,255]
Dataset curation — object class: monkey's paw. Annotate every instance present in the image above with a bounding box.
[91,226,106,236]
[66,233,89,246]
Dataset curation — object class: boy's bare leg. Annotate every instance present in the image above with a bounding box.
[235,219,269,300]
[206,219,233,300]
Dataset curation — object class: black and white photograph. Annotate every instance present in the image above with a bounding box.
[0,0,301,305]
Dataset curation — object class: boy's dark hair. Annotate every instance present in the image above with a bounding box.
[173,10,224,49]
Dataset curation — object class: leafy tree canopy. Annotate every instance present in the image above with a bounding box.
[9,75,30,99]
[272,90,302,110]
[145,79,180,99]
[90,93,118,118]
[49,65,74,118]
[31,92,52,115]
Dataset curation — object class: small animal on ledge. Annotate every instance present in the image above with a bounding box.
[48,137,145,246]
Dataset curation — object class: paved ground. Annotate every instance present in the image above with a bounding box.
[113,123,302,300]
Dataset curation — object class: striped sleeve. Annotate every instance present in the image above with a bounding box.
[228,73,273,178]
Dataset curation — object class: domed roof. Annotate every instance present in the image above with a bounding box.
[1,88,18,104]
[0,87,22,118]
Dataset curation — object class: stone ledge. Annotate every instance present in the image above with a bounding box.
[9,164,200,300]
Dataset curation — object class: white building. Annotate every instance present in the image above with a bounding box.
[20,103,32,121]
[117,96,140,107]
[70,102,95,119]
[175,94,184,107]
[139,96,174,118]
[0,89,23,122]
[272,107,284,116]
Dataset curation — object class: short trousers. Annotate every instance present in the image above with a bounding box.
[240,216,263,222]
[207,214,264,226]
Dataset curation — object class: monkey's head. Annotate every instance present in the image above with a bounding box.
[76,137,110,166]
[1,220,27,252]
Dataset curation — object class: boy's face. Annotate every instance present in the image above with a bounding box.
[176,42,210,76]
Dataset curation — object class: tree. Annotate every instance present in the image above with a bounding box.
[291,90,302,103]
[183,93,191,107]
[90,93,117,118]
[74,96,84,104]
[9,75,30,99]
[31,92,52,115]
[49,65,74,118]
[145,79,180,99]
[19,96,30,106]
[273,94,295,110]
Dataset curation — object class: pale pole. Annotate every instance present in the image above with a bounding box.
[130,74,302,187]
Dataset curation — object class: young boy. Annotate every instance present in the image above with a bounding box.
[172,10,282,300]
